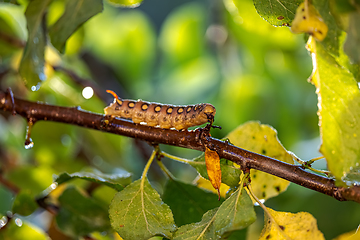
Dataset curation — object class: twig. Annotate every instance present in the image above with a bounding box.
[0,32,25,48]
[0,169,20,194]
[0,90,359,203]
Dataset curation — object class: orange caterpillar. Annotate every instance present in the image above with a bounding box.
[104,90,216,130]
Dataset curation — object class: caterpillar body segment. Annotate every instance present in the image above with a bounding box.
[104,90,216,130]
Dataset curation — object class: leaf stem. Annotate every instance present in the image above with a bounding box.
[289,152,329,176]
[306,156,324,165]
[157,160,175,180]
[141,150,157,180]
[161,151,192,164]
[139,150,157,234]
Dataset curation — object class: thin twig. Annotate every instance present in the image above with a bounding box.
[0,169,20,194]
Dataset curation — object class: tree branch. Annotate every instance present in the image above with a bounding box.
[1,90,359,203]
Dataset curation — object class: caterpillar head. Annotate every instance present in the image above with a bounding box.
[104,100,119,116]
[197,103,216,124]
[104,90,123,116]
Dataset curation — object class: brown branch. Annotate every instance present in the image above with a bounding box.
[0,90,359,203]
[0,169,20,194]
[0,32,25,48]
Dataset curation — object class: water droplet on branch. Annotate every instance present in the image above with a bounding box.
[24,119,35,149]
[24,139,34,149]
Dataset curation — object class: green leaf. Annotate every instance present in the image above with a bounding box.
[109,178,176,239]
[344,12,360,63]
[173,188,256,239]
[189,154,241,188]
[308,38,360,183]
[48,0,103,53]
[0,3,26,57]
[0,219,49,240]
[332,0,358,13]
[55,168,132,191]
[226,121,294,201]
[335,32,360,83]
[19,0,51,90]
[342,166,360,185]
[12,190,38,216]
[252,0,342,57]
[162,179,223,226]
[92,185,119,207]
[313,0,342,57]
[0,186,13,214]
[55,186,110,237]
[252,0,302,26]
[6,165,54,195]
[106,0,143,8]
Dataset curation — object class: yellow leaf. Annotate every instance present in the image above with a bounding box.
[114,232,124,240]
[205,147,222,199]
[259,208,325,240]
[193,175,230,198]
[48,183,67,199]
[226,121,294,201]
[334,228,360,240]
[291,1,328,41]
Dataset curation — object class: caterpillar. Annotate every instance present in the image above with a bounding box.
[104,90,216,130]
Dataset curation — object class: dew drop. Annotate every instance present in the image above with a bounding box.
[31,83,41,91]
[32,55,38,64]
[33,37,39,44]
[254,199,265,206]
[61,134,71,146]
[92,156,103,166]
[50,182,58,190]
[25,121,35,149]
[0,216,7,228]
[24,138,34,149]
[14,218,22,227]
[38,73,46,81]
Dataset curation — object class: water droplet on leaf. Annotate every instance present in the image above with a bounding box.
[14,218,22,227]
[38,72,46,81]
[0,216,7,228]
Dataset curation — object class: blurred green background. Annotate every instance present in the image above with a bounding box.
[0,0,359,239]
